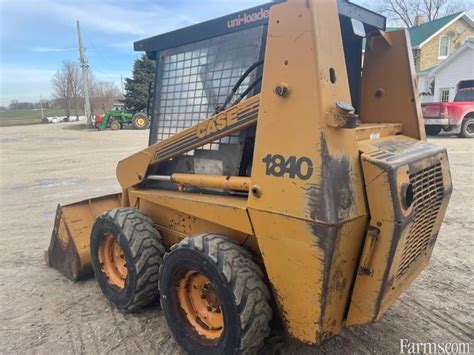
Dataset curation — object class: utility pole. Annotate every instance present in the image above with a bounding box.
[76,20,93,128]
[120,75,124,96]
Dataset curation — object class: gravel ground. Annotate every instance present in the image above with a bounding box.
[0,122,472,354]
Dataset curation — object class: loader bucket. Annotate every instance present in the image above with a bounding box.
[46,193,122,281]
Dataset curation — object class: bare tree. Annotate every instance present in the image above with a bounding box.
[89,75,122,114]
[373,0,467,27]
[97,81,122,112]
[52,61,82,119]
[8,99,51,110]
[53,64,121,118]
[67,63,83,119]
[52,64,70,118]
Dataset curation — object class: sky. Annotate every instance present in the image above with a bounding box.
[0,0,371,106]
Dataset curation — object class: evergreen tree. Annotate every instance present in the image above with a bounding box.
[123,54,155,112]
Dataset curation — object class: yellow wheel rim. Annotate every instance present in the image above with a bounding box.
[177,270,224,339]
[98,234,127,288]
[136,117,146,127]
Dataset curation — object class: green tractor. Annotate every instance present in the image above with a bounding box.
[96,83,154,131]
[95,107,150,131]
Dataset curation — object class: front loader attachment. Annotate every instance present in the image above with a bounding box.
[46,193,122,281]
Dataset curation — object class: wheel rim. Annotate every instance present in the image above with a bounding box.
[177,270,224,339]
[467,122,473,135]
[98,234,127,288]
[136,117,146,128]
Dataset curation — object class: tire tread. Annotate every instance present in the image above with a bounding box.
[163,234,272,353]
[98,208,165,311]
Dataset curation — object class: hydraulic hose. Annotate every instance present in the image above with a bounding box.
[215,60,264,113]
[232,75,263,106]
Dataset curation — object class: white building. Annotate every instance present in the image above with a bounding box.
[419,41,474,102]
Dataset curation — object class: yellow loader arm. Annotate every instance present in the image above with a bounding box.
[46,95,260,280]
[116,94,260,191]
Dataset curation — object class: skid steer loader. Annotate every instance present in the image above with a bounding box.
[46,0,452,353]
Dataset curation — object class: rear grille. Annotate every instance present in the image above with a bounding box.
[396,162,444,279]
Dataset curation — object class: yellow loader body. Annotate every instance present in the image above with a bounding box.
[47,0,452,347]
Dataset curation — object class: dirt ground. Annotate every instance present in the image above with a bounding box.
[0,122,472,354]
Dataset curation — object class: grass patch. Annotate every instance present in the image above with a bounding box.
[0,109,84,127]
[62,123,90,131]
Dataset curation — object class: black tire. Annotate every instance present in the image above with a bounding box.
[90,208,165,311]
[132,113,149,130]
[459,118,474,138]
[110,120,121,131]
[159,234,272,354]
[425,125,442,136]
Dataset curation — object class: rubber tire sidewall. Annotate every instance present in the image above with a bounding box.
[132,113,149,130]
[425,125,442,136]
[460,118,474,138]
[160,248,242,355]
[91,217,139,310]
[110,121,121,131]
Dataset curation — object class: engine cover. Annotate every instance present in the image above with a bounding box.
[347,135,452,325]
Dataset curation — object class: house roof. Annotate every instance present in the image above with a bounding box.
[418,64,439,75]
[363,12,473,51]
[409,12,474,48]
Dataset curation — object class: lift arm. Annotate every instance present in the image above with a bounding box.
[116,95,260,191]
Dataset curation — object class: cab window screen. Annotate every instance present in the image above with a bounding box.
[153,26,264,147]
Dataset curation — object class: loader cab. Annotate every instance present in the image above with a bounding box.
[134,0,385,181]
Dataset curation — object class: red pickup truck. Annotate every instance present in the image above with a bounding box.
[422,87,474,138]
